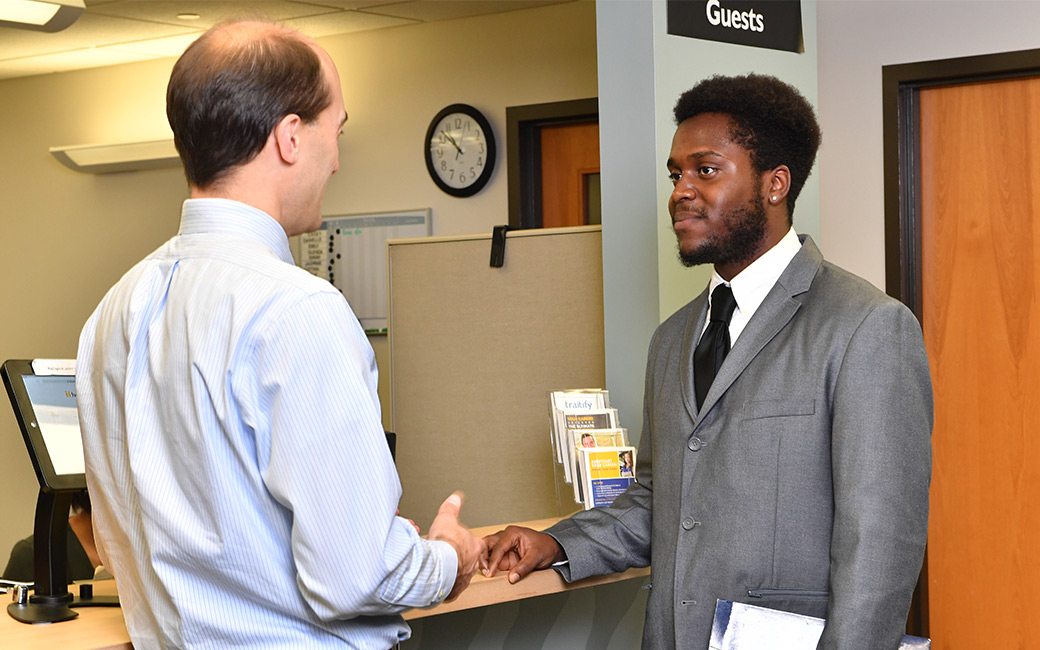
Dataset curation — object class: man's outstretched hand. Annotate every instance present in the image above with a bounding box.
[482,525,565,584]
[427,492,486,602]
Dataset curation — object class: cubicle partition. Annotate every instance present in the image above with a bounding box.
[388,226,605,529]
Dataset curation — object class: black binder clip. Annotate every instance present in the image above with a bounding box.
[490,225,510,268]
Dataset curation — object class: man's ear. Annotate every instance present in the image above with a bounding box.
[273,113,303,165]
[765,165,791,206]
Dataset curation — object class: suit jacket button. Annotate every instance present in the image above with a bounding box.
[682,517,700,530]
[688,436,703,451]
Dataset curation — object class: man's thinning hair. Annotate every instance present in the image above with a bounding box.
[167,20,332,189]
[673,74,820,218]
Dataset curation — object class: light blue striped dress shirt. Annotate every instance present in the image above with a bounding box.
[77,198,455,649]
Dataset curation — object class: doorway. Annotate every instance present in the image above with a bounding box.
[506,98,599,229]
[884,49,1040,648]
[539,121,601,228]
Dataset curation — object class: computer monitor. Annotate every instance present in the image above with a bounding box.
[2,359,115,624]
[2,359,85,493]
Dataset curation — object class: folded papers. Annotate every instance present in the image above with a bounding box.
[709,600,930,650]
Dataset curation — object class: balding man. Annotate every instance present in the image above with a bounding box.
[77,19,484,649]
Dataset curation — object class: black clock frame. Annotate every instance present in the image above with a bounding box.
[424,103,496,198]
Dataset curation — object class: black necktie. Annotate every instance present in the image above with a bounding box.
[694,284,737,410]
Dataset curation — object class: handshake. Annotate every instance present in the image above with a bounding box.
[424,492,565,602]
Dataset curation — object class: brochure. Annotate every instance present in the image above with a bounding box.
[577,445,637,509]
[566,424,624,502]
[561,409,618,487]
[547,388,609,469]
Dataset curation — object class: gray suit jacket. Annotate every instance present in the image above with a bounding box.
[548,236,932,650]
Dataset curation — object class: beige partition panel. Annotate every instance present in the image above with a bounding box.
[389,226,605,530]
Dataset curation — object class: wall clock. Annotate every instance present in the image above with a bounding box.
[424,104,496,197]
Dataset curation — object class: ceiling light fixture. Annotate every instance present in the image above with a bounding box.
[50,140,180,174]
[0,0,84,33]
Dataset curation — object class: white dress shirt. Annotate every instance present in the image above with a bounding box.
[77,198,455,649]
[703,227,802,345]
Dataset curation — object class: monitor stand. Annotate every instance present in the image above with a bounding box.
[7,489,118,624]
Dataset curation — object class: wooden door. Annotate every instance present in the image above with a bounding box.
[540,121,600,228]
[919,76,1040,648]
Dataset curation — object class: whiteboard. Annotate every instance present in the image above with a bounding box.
[298,209,430,331]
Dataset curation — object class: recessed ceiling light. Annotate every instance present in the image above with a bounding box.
[177,12,200,21]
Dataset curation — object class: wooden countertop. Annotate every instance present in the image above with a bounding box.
[1,517,649,649]
[405,517,650,620]
[3,579,131,650]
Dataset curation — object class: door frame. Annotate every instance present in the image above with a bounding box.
[882,46,1040,638]
[506,97,598,229]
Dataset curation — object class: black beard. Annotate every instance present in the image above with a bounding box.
[677,192,768,269]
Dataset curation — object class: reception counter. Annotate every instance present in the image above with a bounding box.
[3,517,649,649]
[405,517,649,620]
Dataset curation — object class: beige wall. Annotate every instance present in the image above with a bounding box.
[0,60,188,564]
[0,1,596,566]
[318,2,598,237]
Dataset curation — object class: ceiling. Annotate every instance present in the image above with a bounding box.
[0,0,570,81]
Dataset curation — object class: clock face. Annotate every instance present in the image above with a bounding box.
[425,104,496,197]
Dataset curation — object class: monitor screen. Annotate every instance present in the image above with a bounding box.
[21,374,84,476]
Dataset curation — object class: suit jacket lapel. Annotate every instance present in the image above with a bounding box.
[692,235,824,422]
[680,288,709,423]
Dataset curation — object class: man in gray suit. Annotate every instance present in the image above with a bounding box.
[483,74,932,650]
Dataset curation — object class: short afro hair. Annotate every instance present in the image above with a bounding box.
[673,74,820,217]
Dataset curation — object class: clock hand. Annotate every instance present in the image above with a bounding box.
[442,131,463,158]
[447,136,462,160]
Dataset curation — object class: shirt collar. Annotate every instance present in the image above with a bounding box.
[708,227,801,319]
[178,199,295,265]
